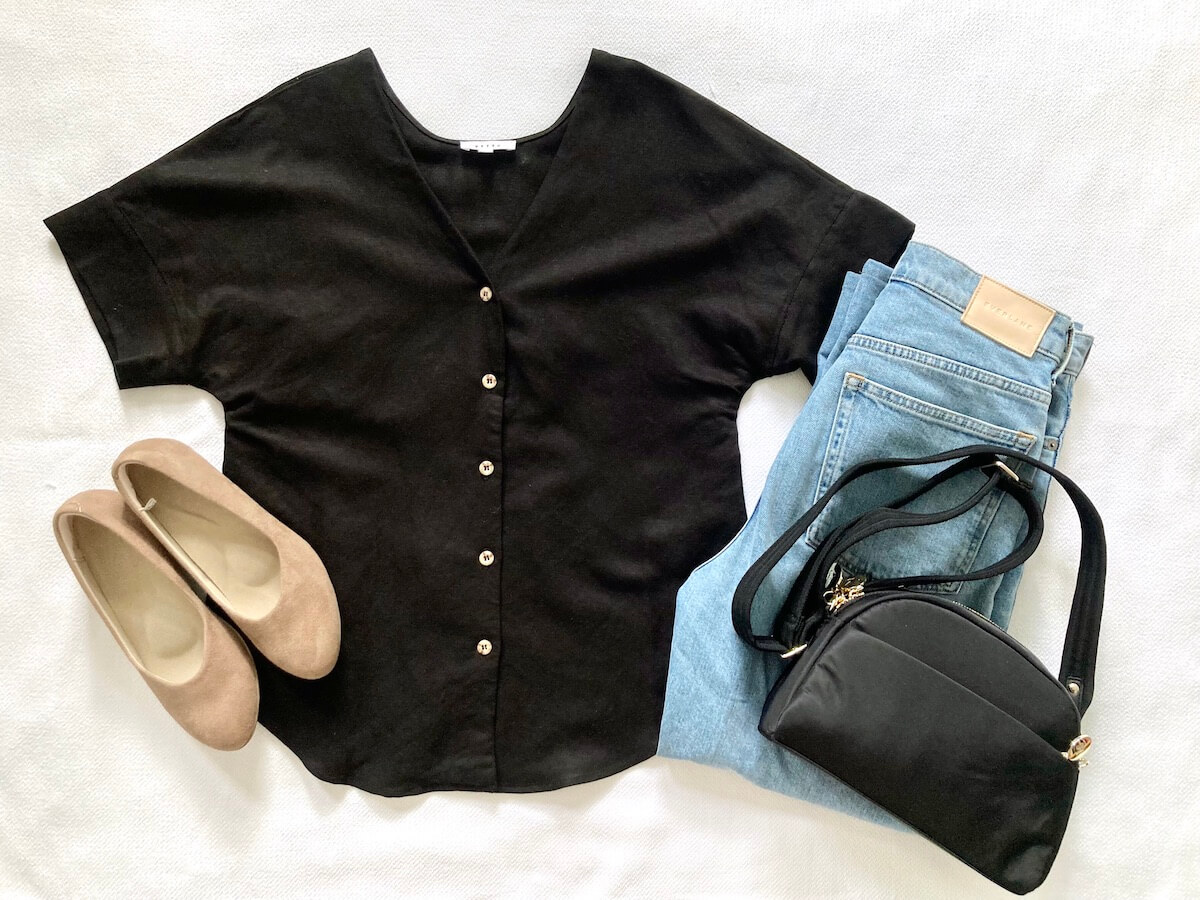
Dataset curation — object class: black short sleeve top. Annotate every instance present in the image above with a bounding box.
[45,48,914,795]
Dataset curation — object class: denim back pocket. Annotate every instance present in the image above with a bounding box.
[804,366,1040,591]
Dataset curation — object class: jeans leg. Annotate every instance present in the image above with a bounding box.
[658,259,903,828]
[983,327,1093,626]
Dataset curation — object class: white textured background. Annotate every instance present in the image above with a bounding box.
[2,2,1198,897]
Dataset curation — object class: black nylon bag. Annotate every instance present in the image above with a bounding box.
[732,446,1105,894]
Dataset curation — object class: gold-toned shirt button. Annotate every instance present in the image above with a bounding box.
[479,460,495,476]
[479,286,493,302]
[479,549,495,566]
[482,374,497,389]
[476,639,493,656]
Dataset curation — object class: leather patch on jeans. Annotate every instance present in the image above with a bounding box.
[960,277,1055,358]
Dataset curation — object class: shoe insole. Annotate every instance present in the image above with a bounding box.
[126,466,281,621]
[74,518,204,685]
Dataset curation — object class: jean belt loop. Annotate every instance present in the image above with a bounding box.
[1052,322,1075,379]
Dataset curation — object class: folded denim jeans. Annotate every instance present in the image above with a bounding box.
[657,242,1092,825]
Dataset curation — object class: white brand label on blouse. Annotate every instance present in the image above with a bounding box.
[459,140,517,153]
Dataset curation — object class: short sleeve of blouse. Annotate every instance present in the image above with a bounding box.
[633,54,916,384]
[767,184,914,379]
[45,174,199,389]
[42,59,343,392]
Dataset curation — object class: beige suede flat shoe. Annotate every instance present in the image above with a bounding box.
[112,438,340,680]
[53,490,258,750]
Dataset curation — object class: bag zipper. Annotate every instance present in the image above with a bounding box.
[824,568,867,614]
[824,563,997,624]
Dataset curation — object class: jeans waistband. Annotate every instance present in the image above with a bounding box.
[888,242,1092,379]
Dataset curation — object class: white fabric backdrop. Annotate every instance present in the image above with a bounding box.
[3,2,1198,897]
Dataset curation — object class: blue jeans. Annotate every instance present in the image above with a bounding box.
[657,243,1092,824]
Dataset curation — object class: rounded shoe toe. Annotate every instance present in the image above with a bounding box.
[161,617,260,751]
[267,582,341,680]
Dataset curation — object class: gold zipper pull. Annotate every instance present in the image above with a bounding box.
[1063,734,1092,767]
[824,571,867,614]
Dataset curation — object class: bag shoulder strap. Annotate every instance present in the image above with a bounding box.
[730,445,1106,715]
[772,470,1045,649]
[732,450,1022,650]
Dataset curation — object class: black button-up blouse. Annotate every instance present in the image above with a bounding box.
[45,48,914,795]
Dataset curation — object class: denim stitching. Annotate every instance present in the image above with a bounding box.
[804,373,858,548]
[853,377,1040,446]
[847,335,1051,403]
[811,459,1013,594]
[888,275,1061,366]
[801,369,1036,573]
[801,384,1027,588]
[956,485,1007,577]
[811,463,1024,595]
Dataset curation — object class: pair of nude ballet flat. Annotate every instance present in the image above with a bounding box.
[53,438,340,750]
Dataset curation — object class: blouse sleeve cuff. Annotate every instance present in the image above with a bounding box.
[770,188,915,380]
[44,190,184,389]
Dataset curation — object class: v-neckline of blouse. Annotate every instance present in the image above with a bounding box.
[361,47,601,279]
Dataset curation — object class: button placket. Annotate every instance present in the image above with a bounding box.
[474,282,503,682]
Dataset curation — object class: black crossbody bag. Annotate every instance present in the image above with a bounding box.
[731,446,1105,894]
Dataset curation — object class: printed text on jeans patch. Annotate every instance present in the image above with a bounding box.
[960,276,1055,358]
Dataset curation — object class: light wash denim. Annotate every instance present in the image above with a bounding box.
[657,242,1092,825]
